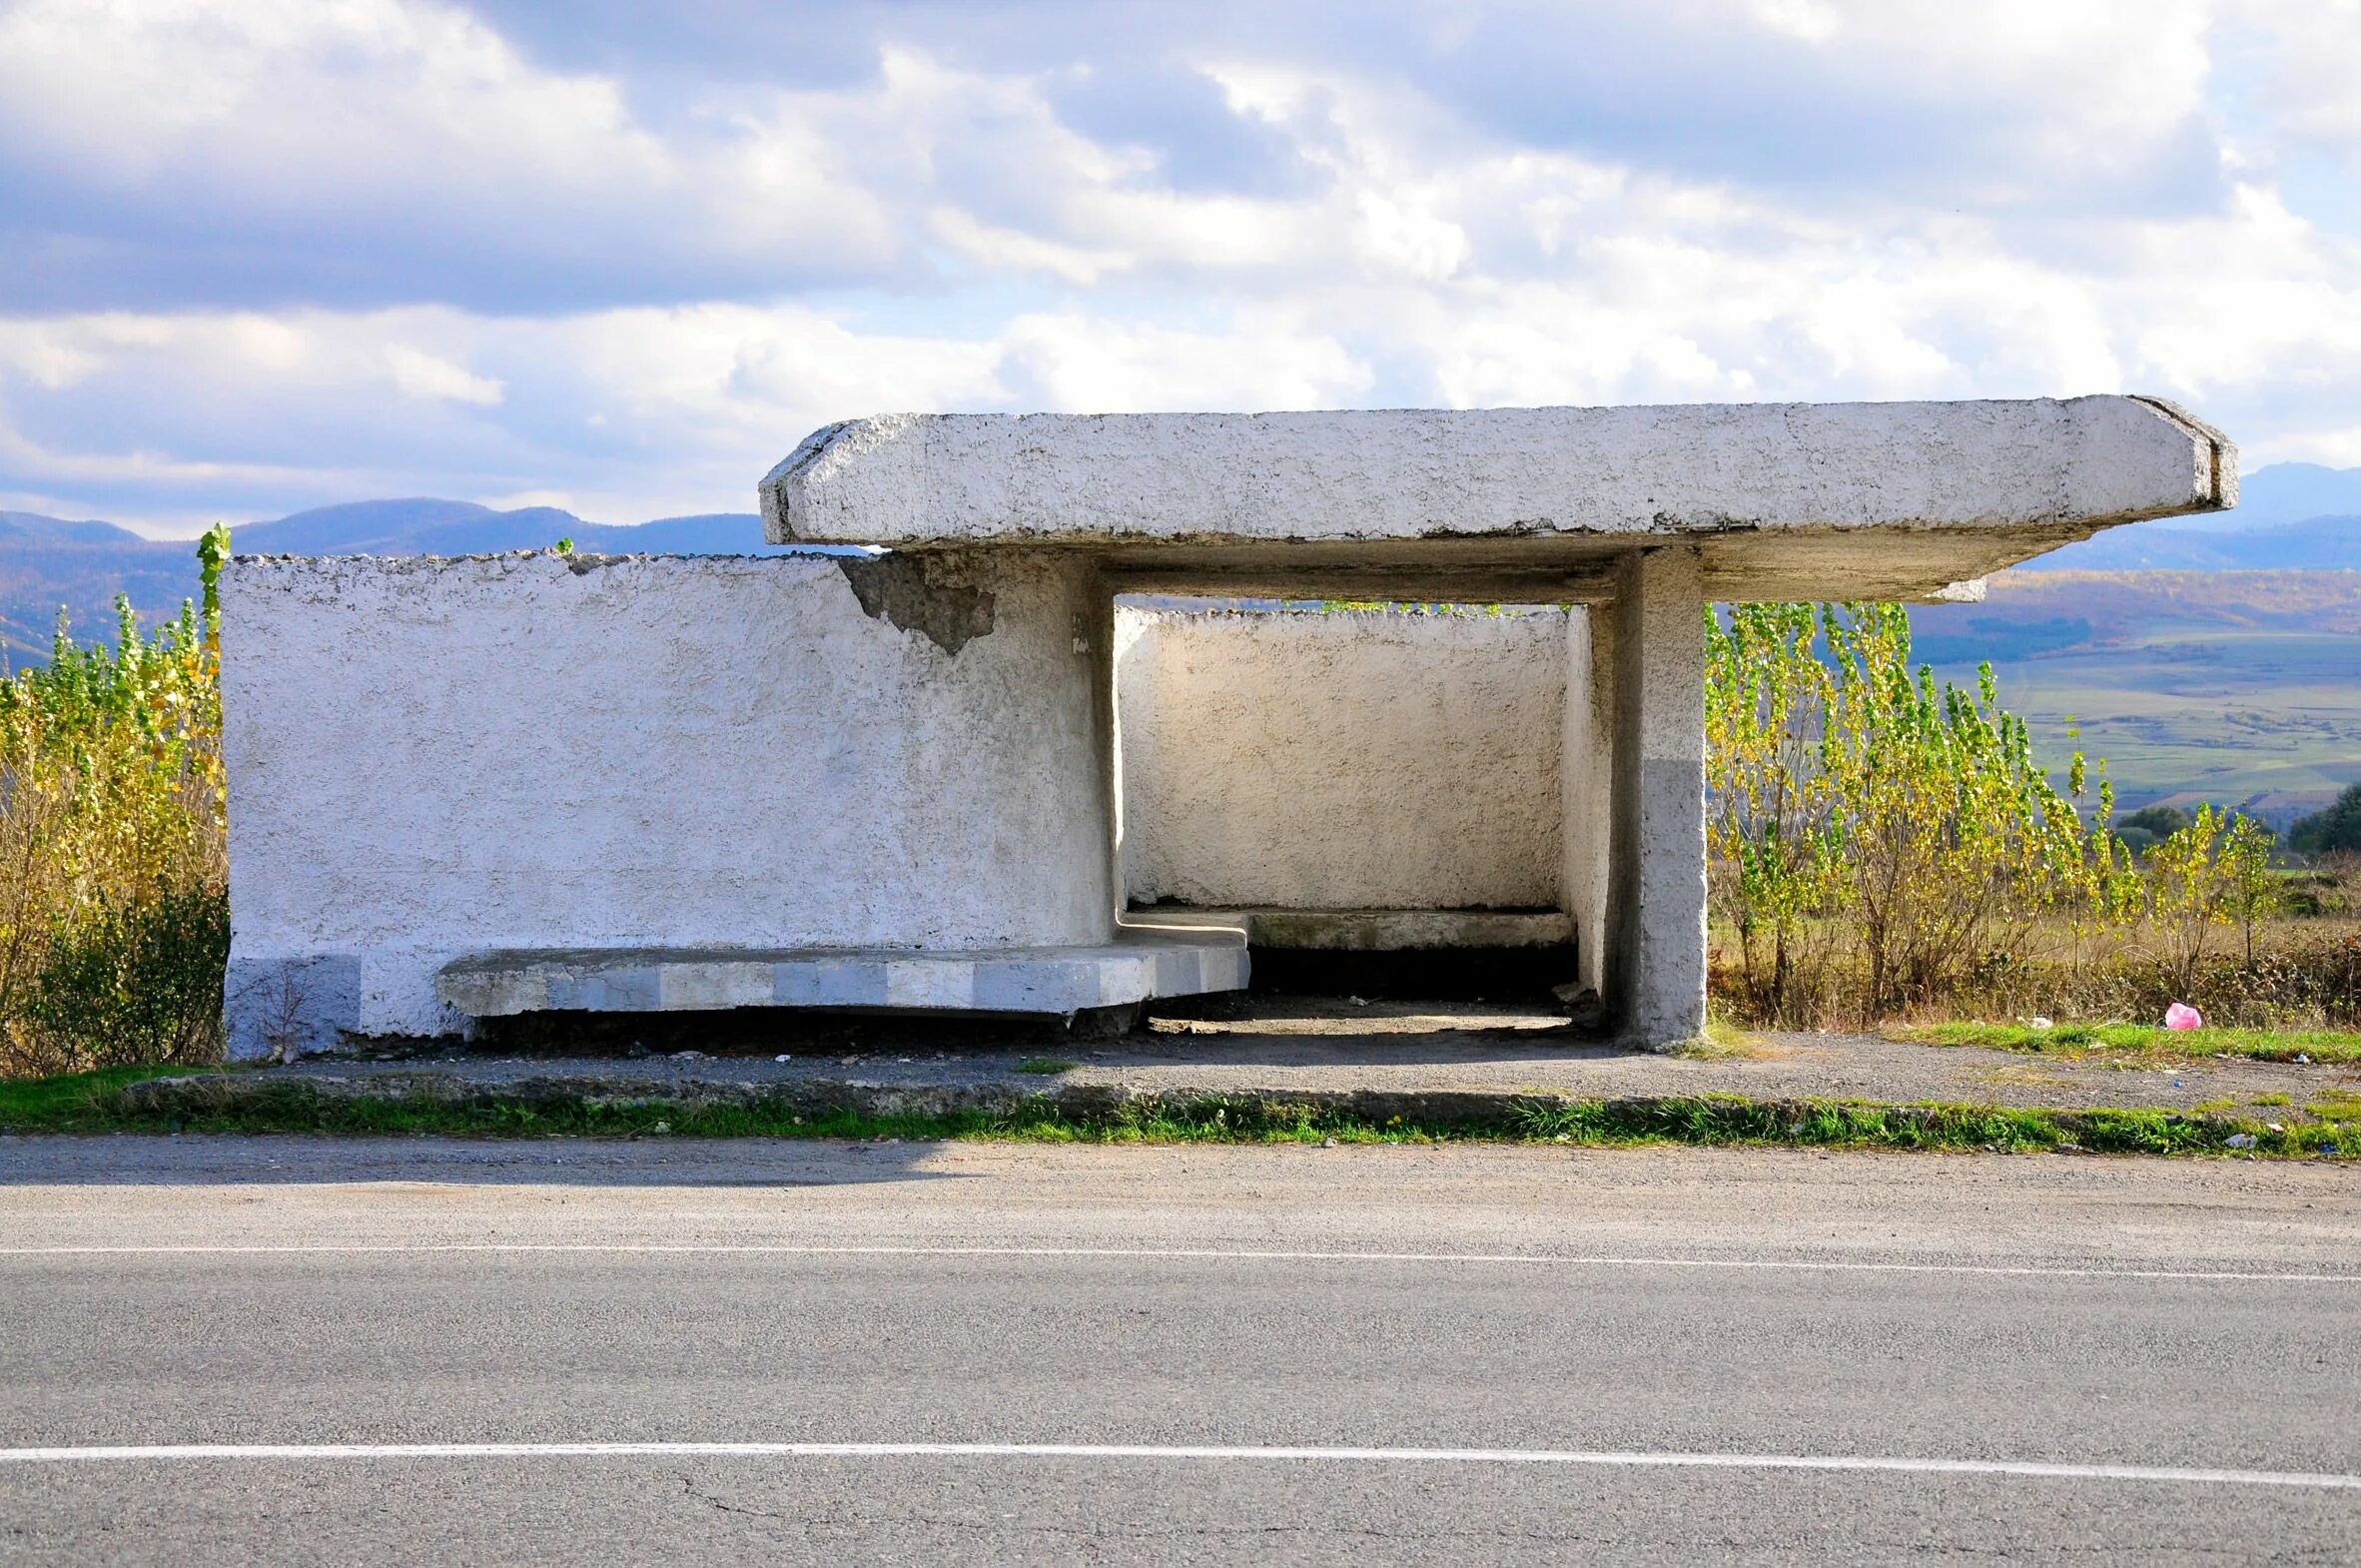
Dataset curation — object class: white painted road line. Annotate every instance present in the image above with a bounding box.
[0,1241,2353,1283]
[0,1441,2352,1490]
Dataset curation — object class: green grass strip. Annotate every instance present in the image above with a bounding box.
[1,1069,2352,1159]
[1897,1022,2361,1064]
[0,1063,233,1127]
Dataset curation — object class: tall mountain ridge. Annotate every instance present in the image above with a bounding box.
[6,462,2356,657]
[1,469,2354,813]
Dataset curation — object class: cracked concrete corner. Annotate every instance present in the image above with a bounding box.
[834,553,998,654]
[758,418,857,540]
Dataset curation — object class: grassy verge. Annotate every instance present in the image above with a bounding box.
[0,1063,234,1126]
[0,1069,2352,1157]
[1895,1022,2361,1065]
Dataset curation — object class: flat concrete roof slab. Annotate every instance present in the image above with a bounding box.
[765,398,2233,565]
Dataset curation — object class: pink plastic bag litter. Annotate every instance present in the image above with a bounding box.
[2164,1003,2203,1031]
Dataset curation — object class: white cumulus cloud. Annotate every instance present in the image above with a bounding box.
[0,0,2357,528]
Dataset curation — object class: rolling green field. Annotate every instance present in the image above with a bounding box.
[1911,571,2361,821]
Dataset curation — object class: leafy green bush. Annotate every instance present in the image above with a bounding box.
[0,526,229,1078]
[2290,785,2361,858]
[26,887,230,1072]
[2115,804,2192,849]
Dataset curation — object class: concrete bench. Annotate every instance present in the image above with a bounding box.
[436,933,1246,1021]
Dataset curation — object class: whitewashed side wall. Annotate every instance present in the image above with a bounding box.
[223,552,1112,1051]
[1116,605,1573,911]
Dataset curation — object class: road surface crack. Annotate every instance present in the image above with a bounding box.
[678,1474,789,1521]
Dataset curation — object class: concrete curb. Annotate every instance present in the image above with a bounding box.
[104,1067,2305,1150]
[121,1069,1575,1129]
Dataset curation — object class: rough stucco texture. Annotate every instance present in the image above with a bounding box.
[768,397,2230,546]
[1116,605,1571,912]
[222,552,1113,1048]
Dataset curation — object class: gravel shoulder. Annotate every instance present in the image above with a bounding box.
[250,996,2361,1117]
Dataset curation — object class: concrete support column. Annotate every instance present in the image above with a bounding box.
[1604,546,1707,1046]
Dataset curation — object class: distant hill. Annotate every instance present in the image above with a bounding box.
[232,499,785,558]
[2018,512,2360,570]
[7,462,2356,655]
[2160,461,2361,532]
[0,499,780,661]
[2018,461,2361,570]
[0,509,213,658]
[1911,570,2361,824]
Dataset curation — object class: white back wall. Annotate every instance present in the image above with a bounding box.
[1116,604,1570,912]
[223,551,1113,1046]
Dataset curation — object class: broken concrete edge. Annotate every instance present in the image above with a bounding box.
[79,1071,2353,1156]
[832,552,998,653]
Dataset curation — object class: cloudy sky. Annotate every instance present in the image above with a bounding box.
[1,0,2357,535]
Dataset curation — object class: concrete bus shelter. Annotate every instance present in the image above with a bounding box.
[221,395,2232,1057]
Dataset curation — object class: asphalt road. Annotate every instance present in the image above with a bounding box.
[1,1138,2355,1565]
